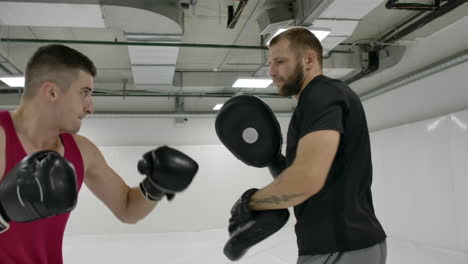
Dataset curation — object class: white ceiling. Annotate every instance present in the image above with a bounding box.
[0,0,467,116]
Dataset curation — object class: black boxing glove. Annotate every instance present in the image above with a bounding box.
[0,150,78,233]
[138,146,198,202]
[228,188,258,235]
[224,188,290,261]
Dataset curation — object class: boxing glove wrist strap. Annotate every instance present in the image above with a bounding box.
[139,178,165,202]
[0,206,10,234]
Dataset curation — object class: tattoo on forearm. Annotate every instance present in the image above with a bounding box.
[251,193,305,204]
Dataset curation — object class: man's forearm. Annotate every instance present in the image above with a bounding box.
[248,166,323,211]
[250,189,306,210]
[123,186,157,223]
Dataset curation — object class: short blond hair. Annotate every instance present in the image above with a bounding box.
[268,27,323,67]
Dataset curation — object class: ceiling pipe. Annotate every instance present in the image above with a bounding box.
[91,92,284,98]
[227,0,249,29]
[383,0,467,43]
[0,88,22,94]
[0,38,267,50]
[0,87,285,99]
[385,0,442,10]
[343,0,467,84]
[88,111,293,118]
[374,11,427,44]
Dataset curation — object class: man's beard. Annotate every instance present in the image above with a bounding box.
[277,62,304,97]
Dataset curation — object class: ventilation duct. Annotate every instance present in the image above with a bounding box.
[255,0,385,79]
[257,2,294,36]
[0,0,183,90]
[294,0,335,26]
[294,0,385,53]
[100,1,183,90]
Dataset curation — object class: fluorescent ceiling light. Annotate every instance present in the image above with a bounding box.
[213,104,223,111]
[233,78,273,88]
[267,27,331,45]
[0,76,25,87]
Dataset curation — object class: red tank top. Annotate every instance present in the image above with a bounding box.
[0,110,84,264]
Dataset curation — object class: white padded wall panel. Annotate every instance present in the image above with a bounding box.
[404,117,456,249]
[387,237,468,264]
[373,126,411,240]
[370,108,468,263]
[449,110,468,251]
[373,116,457,249]
[369,132,387,229]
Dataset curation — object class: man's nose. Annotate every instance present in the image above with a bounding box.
[85,98,94,115]
[269,65,276,78]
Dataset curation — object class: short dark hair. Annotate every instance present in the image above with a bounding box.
[24,44,96,99]
[268,27,323,67]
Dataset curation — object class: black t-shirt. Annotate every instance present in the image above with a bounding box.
[286,75,386,256]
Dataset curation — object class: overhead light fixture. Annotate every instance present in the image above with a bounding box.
[232,78,273,88]
[213,104,223,111]
[267,27,331,45]
[0,76,25,87]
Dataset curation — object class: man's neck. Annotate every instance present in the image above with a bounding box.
[11,103,61,150]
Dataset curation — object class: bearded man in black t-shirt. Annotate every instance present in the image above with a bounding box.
[228,27,387,264]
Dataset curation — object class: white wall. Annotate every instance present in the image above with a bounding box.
[79,116,292,146]
[66,99,468,263]
[64,108,468,263]
[64,110,299,263]
[63,144,299,263]
[65,145,282,235]
[370,108,468,264]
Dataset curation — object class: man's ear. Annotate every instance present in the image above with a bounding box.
[40,81,59,102]
[304,50,318,70]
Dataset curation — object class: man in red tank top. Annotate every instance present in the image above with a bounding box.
[0,44,199,264]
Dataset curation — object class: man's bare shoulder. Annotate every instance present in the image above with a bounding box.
[72,134,97,160]
[72,134,97,151]
[0,125,5,143]
[71,134,105,173]
[0,126,5,178]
